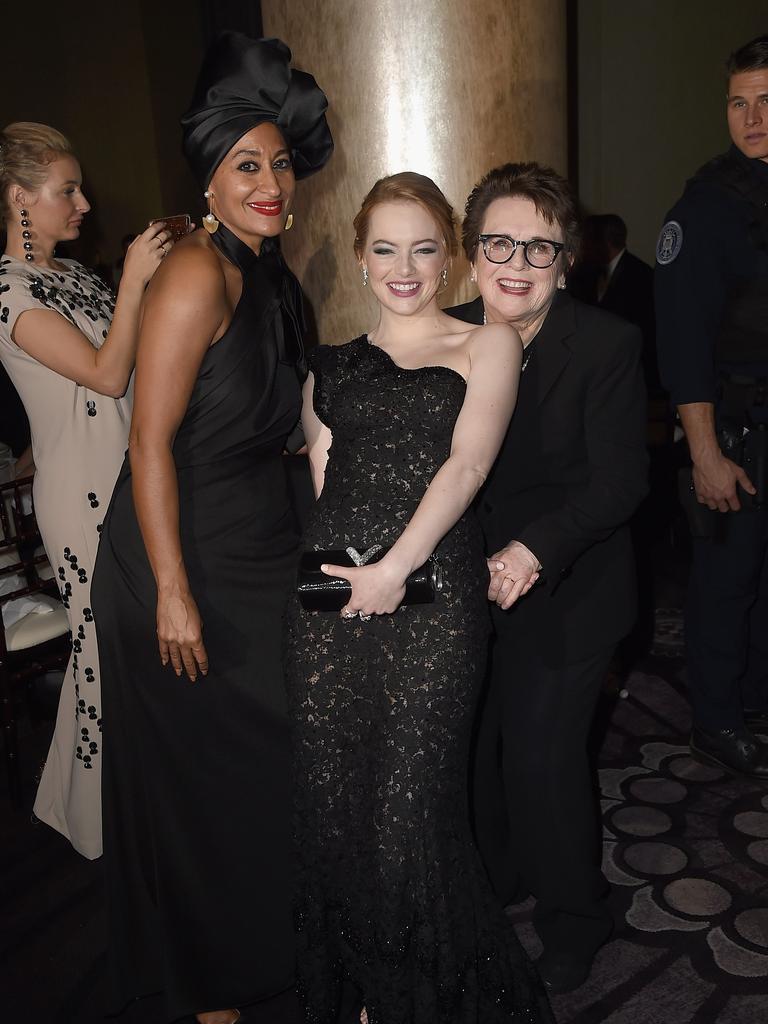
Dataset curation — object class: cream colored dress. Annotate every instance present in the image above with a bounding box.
[0,255,131,859]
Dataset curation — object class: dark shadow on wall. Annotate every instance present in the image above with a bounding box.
[200,0,264,43]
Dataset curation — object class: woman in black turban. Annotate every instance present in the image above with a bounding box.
[92,32,332,1024]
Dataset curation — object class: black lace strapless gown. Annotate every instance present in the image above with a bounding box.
[92,226,304,1020]
[285,337,553,1024]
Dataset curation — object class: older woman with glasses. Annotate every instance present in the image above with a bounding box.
[448,163,648,995]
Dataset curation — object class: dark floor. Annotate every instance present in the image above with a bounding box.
[2,536,767,1023]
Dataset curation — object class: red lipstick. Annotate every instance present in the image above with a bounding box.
[248,201,284,217]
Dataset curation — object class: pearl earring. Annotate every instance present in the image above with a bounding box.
[203,190,219,234]
[21,209,33,261]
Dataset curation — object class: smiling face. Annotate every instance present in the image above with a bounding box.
[727,69,768,162]
[360,200,447,317]
[474,195,566,340]
[207,121,296,251]
[13,153,90,248]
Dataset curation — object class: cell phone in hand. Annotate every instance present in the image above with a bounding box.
[148,214,191,243]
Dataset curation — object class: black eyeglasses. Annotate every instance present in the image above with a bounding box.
[478,234,564,269]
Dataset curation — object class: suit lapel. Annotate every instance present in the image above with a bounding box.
[446,295,484,325]
[533,291,577,406]
[451,292,577,407]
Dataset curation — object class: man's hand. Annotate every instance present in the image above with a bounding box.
[678,402,756,512]
[487,540,541,610]
[693,449,755,512]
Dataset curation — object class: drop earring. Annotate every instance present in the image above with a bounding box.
[21,209,33,262]
[362,267,369,287]
[284,213,294,231]
[203,191,219,234]
[441,268,448,289]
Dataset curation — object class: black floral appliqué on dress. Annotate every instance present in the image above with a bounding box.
[286,337,553,1023]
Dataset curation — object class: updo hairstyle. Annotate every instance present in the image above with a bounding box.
[0,122,73,227]
[353,172,458,261]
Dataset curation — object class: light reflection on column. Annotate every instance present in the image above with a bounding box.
[263,0,567,344]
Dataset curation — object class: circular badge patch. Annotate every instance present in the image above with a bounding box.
[656,221,684,265]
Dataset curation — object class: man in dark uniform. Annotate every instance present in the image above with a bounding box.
[655,34,768,779]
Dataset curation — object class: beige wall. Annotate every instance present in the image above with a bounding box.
[2,1,203,266]
[263,0,568,343]
[578,1,766,264]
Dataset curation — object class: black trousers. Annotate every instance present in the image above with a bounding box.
[686,507,768,732]
[472,635,614,958]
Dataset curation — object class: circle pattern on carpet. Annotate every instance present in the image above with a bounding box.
[664,878,732,916]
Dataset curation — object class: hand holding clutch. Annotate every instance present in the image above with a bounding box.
[297,545,442,613]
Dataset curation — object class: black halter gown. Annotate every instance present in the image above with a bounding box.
[92,225,303,1020]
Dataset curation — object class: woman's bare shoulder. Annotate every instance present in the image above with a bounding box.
[467,321,522,370]
[146,230,227,304]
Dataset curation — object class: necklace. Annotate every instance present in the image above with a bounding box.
[483,309,536,373]
[521,342,536,373]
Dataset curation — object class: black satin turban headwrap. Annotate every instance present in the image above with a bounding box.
[181,32,333,187]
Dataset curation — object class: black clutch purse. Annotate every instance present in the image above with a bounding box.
[297,544,443,612]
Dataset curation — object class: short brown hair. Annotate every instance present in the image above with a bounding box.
[0,122,73,227]
[462,162,580,262]
[353,172,458,260]
[726,34,768,77]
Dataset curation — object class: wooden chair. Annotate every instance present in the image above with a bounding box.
[0,476,70,806]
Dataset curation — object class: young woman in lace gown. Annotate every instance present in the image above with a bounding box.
[285,173,554,1024]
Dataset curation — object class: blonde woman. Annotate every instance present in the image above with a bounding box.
[0,121,169,857]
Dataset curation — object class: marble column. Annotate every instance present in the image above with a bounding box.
[262,0,567,343]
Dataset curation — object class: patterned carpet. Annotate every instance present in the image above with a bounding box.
[509,612,768,1024]
[2,609,767,1022]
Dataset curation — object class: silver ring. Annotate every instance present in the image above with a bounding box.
[342,609,357,620]
[359,613,372,622]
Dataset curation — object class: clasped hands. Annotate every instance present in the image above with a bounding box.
[487,540,541,609]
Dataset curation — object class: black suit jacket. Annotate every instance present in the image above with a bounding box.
[446,292,648,663]
[569,251,660,392]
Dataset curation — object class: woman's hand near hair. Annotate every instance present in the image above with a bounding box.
[119,222,175,290]
[12,222,172,398]
[129,243,227,681]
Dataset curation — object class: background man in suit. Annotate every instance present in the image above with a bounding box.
[449,163,648,995]
[570,213,660,393]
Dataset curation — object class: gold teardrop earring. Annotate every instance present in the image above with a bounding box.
[203,190,219,234]
[284,213,294,231]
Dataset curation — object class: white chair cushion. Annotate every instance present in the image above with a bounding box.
[5,595,69,652]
